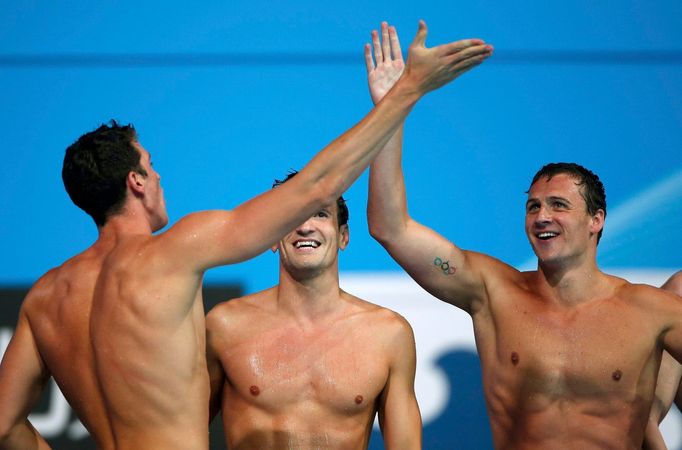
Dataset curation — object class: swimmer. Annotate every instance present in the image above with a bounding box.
[206,170,421,449]
[642,271,682,450]
[0,21,491,449]
[366,24,682,449]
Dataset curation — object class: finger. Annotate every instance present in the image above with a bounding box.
[445,51,492,76]
[410,19,427,48]
[436,38,486,57]
[371,29,382,65]
[388,25,403,62]
[364,43,375,74]
[446,43,493,64]
[381,22,391,62]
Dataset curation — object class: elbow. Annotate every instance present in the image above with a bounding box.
[368,220,387,244]
[367,215,398,249]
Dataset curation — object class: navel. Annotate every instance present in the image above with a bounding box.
[612,370,622,381]
[249,385,260,396]
[511,351,520,366]
[355,395,364,405]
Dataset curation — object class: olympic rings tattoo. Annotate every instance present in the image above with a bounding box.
[434,257,456,275]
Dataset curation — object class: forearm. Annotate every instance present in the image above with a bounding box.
[367,124,408,244]
[298,80,419,205]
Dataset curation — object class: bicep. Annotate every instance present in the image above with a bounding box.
[379,320,422,450]
[162,180,326,271]
[381,218,487,312]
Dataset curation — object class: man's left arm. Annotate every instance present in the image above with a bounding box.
[0,310,52,450]
[378,315,422,449]
[206,305,228,423]
[644,272,682,449]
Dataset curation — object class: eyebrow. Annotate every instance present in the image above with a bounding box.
[525,196,572,207]
[548,196,572,204]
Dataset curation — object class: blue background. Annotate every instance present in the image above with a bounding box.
[1,1,681,448]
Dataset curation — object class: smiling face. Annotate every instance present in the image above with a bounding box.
[276,202,349,279]
[525,173,604,269]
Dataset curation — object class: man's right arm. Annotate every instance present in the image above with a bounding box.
[366,23,494,314]
[0,303,52,450]
[161,21,493,273]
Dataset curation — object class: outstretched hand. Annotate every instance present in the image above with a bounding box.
[404,20,492,95]
[365,22,405,105]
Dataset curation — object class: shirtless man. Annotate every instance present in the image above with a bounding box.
[0,22,492,450]
[366,29,682,450]
[206,170,421,449]
[643,272,682,450]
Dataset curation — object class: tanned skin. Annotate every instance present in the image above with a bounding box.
[366,28,682,450]
[0,21,491,450]
[205,22,491,450]
[206,200,421,449]
[642,271,682,450]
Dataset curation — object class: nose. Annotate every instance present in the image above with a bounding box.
[535,205,552,224]
[295,218,315,235]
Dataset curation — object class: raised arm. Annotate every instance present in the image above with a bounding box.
[644,271,682,450]
[366,23,493,313]
[0,307,52,450]
[378,315,422,449]
[159,21,494,274]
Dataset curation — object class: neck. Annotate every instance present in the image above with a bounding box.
[535,253,606,306]
[275,263,343,320]
[96,210,154,240]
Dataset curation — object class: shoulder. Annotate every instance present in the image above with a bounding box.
[21,268,59,311]
[466,250,524,285]
[206,288,276,332]
[615,277,682,309]
[663,271,682,295]
[342,292,415,342]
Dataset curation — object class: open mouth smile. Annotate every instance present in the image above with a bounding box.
[294,240,320,249]
[536,232,559,240]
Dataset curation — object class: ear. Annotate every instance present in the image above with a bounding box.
[339,224,349,251]
[590,209,605,236]
[127,170,146,196]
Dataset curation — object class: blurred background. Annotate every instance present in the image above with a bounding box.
[1,1,680,448]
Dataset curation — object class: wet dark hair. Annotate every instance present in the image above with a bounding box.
[528,162,606,241]
[272,169,349,227]
[62,120,147,227]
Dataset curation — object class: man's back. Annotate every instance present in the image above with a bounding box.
[14,229,209,450]
[90,233,209,449]
[20,240,114,448]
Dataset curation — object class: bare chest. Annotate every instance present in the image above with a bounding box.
[220,325,389,414]
[479,295,659,400]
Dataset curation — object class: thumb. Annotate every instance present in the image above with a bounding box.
[411,19,428,48]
